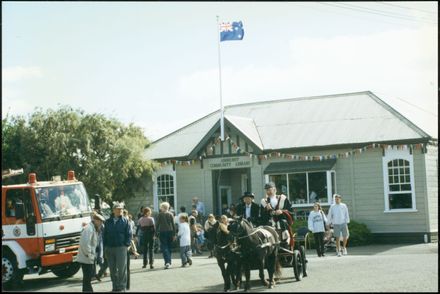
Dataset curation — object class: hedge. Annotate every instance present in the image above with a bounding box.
[290,219,373,248]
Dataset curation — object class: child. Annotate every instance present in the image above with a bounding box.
[189,216,200,255]
[204,214,217,258]
[138,207,156,269]
[177,214,193,267]
[219,215,230,234]
[196,224,205,253]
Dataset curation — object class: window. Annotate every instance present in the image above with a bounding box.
[307,172,327,203]
[288,173,307,203]
[35,184,91,221]
[5,189,33,218]
[157,174,175,209]
[269,170,335,206]
[5,188,36,234]
[382,147,416,211]
[270,174,287,195]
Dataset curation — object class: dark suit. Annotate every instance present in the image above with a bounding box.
[236,201,260,226]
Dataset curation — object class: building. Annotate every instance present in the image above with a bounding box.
[136,91,437,243]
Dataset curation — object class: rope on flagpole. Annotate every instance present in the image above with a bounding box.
[216,15,225,142]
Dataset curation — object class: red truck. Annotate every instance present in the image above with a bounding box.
[2,170,93,288]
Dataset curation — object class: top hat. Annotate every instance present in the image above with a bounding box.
[241,191,255,199]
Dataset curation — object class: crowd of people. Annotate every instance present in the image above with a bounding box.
[77,184,350,292]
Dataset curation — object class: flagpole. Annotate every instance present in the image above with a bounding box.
[216,15,225,142]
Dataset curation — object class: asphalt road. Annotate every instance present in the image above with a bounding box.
[8,243,439,292]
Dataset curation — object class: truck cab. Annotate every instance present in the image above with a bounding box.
[2,170,93,288]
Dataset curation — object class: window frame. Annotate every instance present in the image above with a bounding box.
[153,164,177,212]
[382,147,417,212]
[266,169,336,207]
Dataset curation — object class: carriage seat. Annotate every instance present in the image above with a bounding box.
[293,226,310,249]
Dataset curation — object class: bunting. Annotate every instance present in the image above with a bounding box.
[158,142,425,167]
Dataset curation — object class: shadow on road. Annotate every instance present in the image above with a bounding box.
[197,273,298,293]
[308,243,437,257]
[6,276,82,292]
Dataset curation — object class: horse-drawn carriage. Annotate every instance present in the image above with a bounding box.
[278,225,308,281]
[209,217,308,292]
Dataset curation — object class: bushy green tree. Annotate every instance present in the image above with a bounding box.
[2,106,156,202]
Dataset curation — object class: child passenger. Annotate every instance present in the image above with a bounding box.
[177,214,193,267]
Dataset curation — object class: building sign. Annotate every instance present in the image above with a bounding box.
[205,156,253,170]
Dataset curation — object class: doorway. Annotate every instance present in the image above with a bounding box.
[212,168,251,215]
[218,186,232,216]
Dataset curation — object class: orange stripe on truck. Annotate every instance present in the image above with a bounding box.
[41,251,78,267]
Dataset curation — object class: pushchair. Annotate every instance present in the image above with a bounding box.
[323,227,337,253]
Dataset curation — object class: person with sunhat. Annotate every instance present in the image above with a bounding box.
[259,182,294,247]
[77,212,105,292]
[236,191,260,226]
[103,201,132,292]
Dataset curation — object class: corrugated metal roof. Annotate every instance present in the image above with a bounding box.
[144,111,219,160]
[224,114,264,150]
[145,91,430,160]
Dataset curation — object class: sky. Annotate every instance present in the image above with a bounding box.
[2,1,438,142]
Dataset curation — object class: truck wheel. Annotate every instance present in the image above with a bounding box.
[51,262,81,278]
[2,252,24,289]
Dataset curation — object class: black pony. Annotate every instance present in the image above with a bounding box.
[207,221,241,292]
[229,218,281,291]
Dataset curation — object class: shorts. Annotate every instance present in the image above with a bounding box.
[333,224,349,238]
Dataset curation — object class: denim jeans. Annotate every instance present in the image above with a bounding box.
[179,245,192,265]
[159,231,174,265]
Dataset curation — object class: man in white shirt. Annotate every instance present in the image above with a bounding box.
[327,194,350,256]
[192,197,205,218]
[259,182,293,246]
[54,188,74,212]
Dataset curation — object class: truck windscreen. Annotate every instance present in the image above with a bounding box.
[35,183,92,221]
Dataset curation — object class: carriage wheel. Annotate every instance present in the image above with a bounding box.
[299,245,308,277]
[292,250,303,281]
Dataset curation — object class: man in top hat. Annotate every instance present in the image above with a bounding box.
[259,182,294,247]
[236,191,260,226]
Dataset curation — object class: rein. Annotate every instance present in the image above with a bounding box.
[237,227,265,239]
[218,242,232,249]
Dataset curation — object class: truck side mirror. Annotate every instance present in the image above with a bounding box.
[15,202,25,219]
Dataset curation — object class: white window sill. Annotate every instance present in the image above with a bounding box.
[292,204,330,208]
[383,209,418,213]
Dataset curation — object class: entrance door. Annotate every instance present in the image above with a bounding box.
[218,186,232,215]
[241,173,249,194]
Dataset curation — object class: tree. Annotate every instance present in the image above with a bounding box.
[1,106,156,202]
